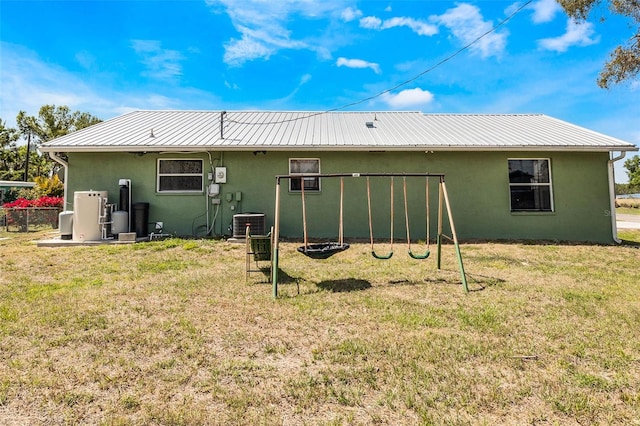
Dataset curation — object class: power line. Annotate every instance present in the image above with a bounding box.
[227,0,534,126]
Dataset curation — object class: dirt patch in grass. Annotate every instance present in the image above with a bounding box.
[1,231,639,424]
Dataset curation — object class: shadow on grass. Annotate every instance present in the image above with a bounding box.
[428,268,507,292]
[465,272,507,292]
[317,279,372,293]
[276,268,300,284]
[248,267,301,285]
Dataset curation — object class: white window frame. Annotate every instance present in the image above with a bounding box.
[289,158,321,192]
[157,158,204,193]
[508,158,554,212]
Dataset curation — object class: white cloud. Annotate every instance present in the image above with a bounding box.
[224,80,240,90]
[0,43,103,127]
[223,30,280,65]
[359,16,382,29]
[300,73,313,85]
[529,0,561,24]
[270,73,315,106]
[431,3,507,58]
[336,57,381,74]
[288,73,313,96]
[359,15,438,36]
[382,88,434,108]
[75,50,97,70]
[341,6,362,22]
[209,0,352,66]
[382,17,438,36]
[131,39,185,80]
[538,19,599,52]
[385,5,392,13]
[315,46,333,61]
[0,42,220,129]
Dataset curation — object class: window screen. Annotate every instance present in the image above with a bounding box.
[157,159,204,193]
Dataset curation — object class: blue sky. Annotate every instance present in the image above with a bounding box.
[1,0,638,181]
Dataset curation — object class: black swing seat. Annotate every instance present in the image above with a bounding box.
[298,242,350,259]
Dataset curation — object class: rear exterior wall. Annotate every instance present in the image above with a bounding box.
[65,150,614,243]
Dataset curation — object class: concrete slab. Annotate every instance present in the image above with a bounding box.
[617,213,640,230]
[617,222,640,230]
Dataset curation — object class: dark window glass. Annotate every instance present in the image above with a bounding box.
[509,186,552,211]
[159,160,203,174]
[508,159,552,212]
[290,176,320,191]
[509,160,549,183]
[289,159,320,192]
[158,159,203,192]
[159,176,203,191]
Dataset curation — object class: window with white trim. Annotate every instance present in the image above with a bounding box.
[508,159,553,212]
[157,159,204,193]
[289,158,320,192]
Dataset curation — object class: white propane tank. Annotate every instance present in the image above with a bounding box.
[72,191,108,242]
[58,211,74,240]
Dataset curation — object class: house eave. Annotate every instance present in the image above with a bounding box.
[40,144,639,153]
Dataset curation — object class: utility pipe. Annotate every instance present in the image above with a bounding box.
[608,151,627,244]
[48,152,70,210]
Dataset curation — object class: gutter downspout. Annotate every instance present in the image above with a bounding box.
[608,151,626,244]
[48,152,70,211]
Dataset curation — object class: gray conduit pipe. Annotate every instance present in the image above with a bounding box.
[48,152,70,211]
[608,151,626,244]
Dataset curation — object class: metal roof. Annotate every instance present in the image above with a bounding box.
[40,110,637,153]
[0,180,36,187]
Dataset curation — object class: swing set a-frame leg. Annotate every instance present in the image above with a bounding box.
[272,178,281,299]
[437,179,469,293]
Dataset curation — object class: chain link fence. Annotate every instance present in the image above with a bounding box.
[1,207,62,232]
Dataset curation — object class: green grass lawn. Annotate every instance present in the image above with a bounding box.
[618,229,640,244]
[0,230,639,425]
[617,206,640,215]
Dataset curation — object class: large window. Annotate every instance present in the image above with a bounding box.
[508,159,553,212]
[157,159,204,193]
[289,158,321,192]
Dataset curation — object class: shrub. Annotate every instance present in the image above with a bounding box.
[3,196,63,209]
[2,196,64,231]
[615,198,640,209]
[17,176,64,200]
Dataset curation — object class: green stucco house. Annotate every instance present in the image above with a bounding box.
[0,180,36,204]
[40,110,637,244]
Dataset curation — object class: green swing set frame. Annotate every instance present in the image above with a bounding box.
[271,172,468,297]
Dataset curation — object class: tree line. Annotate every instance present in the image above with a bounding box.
[620,155,640,194]
[559,0,639,89]
[0,105,101,182]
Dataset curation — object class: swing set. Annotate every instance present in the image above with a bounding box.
[272,173,468,297]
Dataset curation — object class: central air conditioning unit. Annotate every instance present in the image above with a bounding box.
[233,213,265,238]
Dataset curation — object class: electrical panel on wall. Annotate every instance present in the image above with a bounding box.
[208,183,220,196]
[215,167,227,183]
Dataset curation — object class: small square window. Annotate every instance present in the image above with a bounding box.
[157,159,204,193]
[289,158,320,192]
